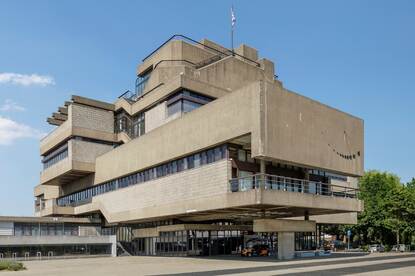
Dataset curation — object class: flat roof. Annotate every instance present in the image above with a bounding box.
[0,216,101,224]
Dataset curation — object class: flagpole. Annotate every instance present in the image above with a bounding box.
[231,24,234,54]
[231,5,235,55]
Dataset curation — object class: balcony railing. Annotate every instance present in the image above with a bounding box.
[229,174,358,199]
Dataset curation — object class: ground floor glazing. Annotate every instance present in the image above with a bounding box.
[131,230,316,257]
[0,244,112,260]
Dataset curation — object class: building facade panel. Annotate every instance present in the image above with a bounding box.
[91,159,229,223]
[259,82,364,176]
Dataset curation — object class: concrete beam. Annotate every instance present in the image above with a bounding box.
[133,223,253,238]
[58,107,68,115]
[52,112,68,121]
[253,219,316,232]
[47,117,64,126]
[289,212,358,225]
[72,95,115,111]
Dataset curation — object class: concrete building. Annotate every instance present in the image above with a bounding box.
[6,35,364,260]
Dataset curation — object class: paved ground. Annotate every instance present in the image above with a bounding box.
[1,252,415,275]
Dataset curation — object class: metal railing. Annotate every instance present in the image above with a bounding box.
[142,34,261,67]
[229,174,358,198]
[63,197,92,207]
[119,34,262,102]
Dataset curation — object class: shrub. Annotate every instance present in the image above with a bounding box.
[0,261,26,271]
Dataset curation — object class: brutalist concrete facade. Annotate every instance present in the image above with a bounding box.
[33,35,364,259]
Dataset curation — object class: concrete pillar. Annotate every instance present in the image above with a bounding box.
[260,159,266,189]
[110,235,117,257]
[278,232,295,260]
[260,159,266,174]
[145,238,150,255]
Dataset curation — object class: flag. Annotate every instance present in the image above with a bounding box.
[231,7,236,27]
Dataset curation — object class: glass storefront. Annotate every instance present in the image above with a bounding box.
[132,230,244,256]
[295,232,317,251]
[131,229,317,256]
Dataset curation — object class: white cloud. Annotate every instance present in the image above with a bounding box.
[0,72,55,86]
[0,99,26,112]
[0,116,45,145]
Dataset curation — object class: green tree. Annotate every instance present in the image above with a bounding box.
[355,171,415,246]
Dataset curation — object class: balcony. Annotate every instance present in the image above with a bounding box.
[229,174,358,199]
[34,198,75,217]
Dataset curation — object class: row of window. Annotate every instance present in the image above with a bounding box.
[43,148,68,169]
[135,70,151,97]
[168,99,204,117]
[42,137,116,170]
[167,90,214,117]
[116,90,213,139]
[57,144,228,207]
[13,223,80,236]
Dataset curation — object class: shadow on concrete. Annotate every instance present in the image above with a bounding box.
[275,259,415,276]
[151,254,415,276]
[187,252,369,263]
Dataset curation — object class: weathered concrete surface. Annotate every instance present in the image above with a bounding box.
[254,219,316,233]
[278,232,295,260]
[2,253,414,276]
[40,103,115,156]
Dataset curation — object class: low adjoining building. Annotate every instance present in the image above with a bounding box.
[0,216,116,260]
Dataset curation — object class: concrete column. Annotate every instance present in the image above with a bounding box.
[145,238,150,255]
[110,235,117,257]
[304,169,310,180]
[278,232,295,260]
[260,159,266,188]
[260,159,266,174]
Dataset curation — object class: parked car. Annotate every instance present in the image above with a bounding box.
[392,244,410,252]
[369,244,385,253]
[241,244,269,257]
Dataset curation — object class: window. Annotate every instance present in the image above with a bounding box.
[183,100,202,113]
[135,70,152,97]
[187,155,194,169]
[167,101,182,117]
[167,90,214,117]
[238,149,246,162]
[132,112,145,138]
[42,145,68,169]
[115,111,145,139]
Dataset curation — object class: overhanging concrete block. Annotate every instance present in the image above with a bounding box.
[253,219,316,232]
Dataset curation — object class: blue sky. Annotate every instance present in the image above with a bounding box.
[0,0,414,215]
